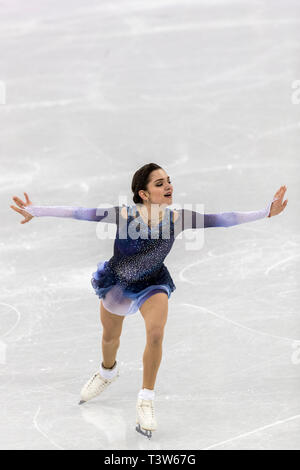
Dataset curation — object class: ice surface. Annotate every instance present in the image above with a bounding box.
[0,0,299,450]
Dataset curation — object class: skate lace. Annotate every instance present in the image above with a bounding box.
[88,373,113,391]
[90,373,98,384]
[140,399,155,418]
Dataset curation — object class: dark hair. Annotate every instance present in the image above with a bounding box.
[131,163,162,204]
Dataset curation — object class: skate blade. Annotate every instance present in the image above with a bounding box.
[135,423,152,439]
[78,400,86,405]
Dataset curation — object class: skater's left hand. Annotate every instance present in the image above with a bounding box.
[268,185,288,217]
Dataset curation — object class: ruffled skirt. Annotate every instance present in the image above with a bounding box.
[91,260,176,316]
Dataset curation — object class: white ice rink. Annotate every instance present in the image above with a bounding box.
[1,0,299,450]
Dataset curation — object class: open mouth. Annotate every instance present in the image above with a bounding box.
[164,193,172,198]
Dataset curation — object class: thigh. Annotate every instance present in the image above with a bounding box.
[100,299,125,339]
[102,284,133,316]
[139,292,169,331]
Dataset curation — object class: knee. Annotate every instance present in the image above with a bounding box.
[102,332,121,343]
[147,328,164,346]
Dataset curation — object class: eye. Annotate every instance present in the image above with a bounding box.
[157,180,171,187]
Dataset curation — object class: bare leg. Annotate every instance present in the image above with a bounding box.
[139,293,168,390]
[100,300,125,368]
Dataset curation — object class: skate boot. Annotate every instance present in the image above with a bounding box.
[79,360,119,405]
[136,397,157,439]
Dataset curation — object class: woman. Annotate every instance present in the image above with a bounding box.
[10,163,288,439]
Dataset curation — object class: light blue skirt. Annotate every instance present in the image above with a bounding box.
[91,260,175,316]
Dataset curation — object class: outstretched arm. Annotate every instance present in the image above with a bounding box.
[25,205,119,223]
[176,199,274,232]
[174,186,287,235]
[10,192,120,224]
[204,198,275,227]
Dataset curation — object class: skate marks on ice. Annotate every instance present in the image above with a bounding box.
[178,229,298,288]
[201,414,300,450]
[0,302,22,339]
[134,426,163,450]
[80,402,162,450]
[178,225,299,343]
[0,160,40,193]
[33,406,65,450]
[69,17,300,41]
[0,98,84,112]
[182,303,299,343]
[33,400,129,450]
[265,253,300,277]
[135,430,162,451]
[80,403,128,450]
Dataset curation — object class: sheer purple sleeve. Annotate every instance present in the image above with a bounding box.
[25,205,120,224]
[174,197,278,233]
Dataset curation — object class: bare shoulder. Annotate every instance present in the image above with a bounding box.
[120,206,128,220]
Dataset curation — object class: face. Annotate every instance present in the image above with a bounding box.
[139,168,173,206]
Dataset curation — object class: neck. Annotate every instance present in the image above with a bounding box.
[137,202,167,224]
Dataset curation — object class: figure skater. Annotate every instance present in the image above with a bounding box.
[10,163,288,439]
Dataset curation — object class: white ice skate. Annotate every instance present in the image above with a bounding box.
[136,397,157,439]
[79,361,119,405]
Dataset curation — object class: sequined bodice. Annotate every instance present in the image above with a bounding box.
[108,205,176,285]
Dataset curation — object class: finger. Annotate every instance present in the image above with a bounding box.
[13,197,26,208]
[24,192,30,203]
[280,188,286,200]
[10,204,23,214]
[12,196,23,203]
[11,205,27,216]
[13,196,23,203]
[277,187,285,200]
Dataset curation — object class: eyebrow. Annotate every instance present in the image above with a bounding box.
[154,176,171,183]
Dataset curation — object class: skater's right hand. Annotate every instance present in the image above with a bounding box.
[10,192,34,224]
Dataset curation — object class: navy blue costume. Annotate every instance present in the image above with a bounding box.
[26,198,275,315]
